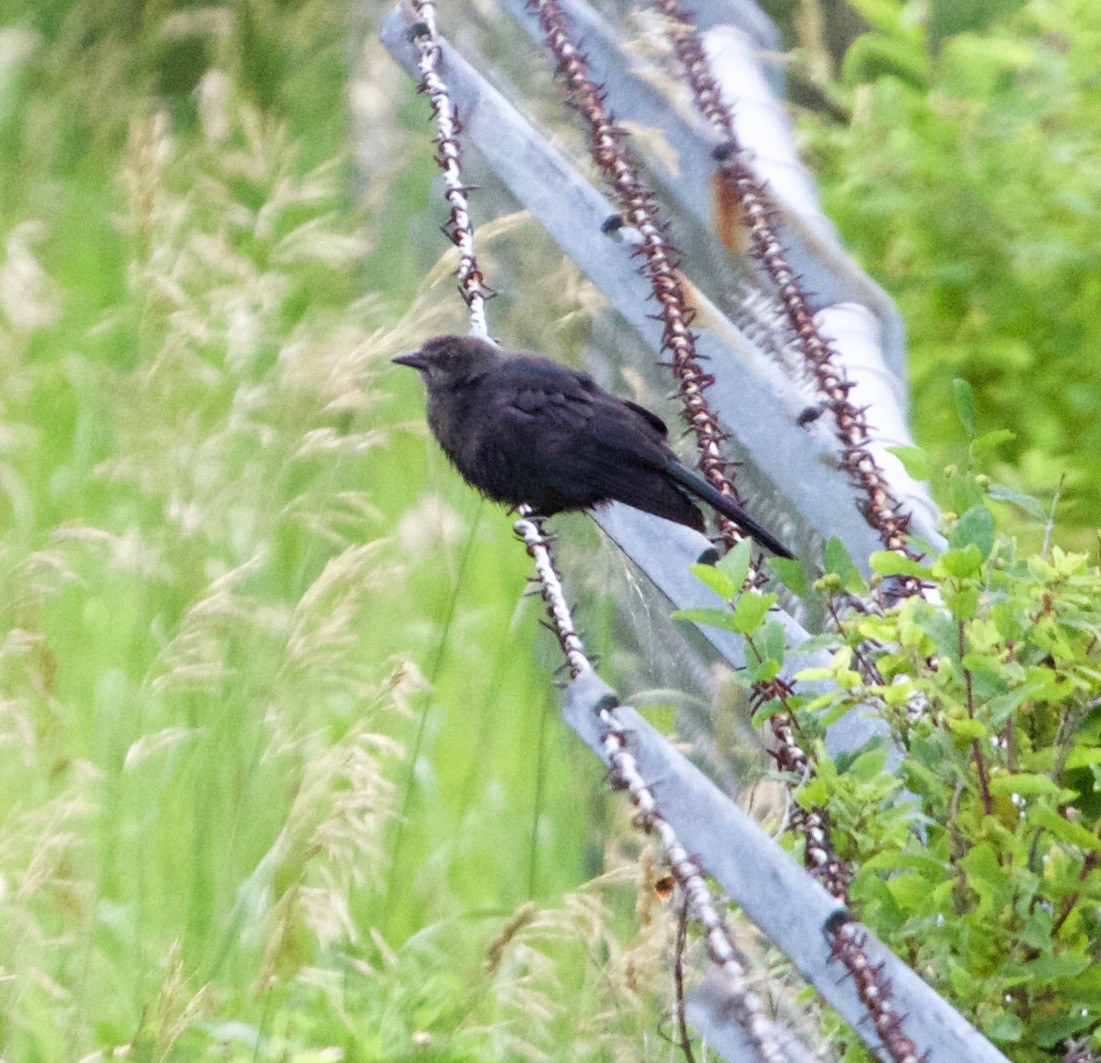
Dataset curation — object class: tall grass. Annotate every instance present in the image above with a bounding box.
[0,2,681,1059]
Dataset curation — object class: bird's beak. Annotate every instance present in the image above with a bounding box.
[392,349,428,371]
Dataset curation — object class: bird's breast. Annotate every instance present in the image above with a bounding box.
[427,389,511,498]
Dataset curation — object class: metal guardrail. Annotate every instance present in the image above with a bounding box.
[378,8,941,570]
[566,669,1009,1063]
[371,3,1004,1060]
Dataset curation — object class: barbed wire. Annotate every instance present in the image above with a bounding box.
[528,0,846,898]
[406,4,791,1056]
[651,0,919,573]
[523,2,924,1059]
[516,510,790,1063]
[645,5,925,1059]
[409,0,493,339]
[525,0,836,882]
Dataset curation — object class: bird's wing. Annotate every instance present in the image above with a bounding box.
[494,358,672,483]
[492,357,600,432]
[622,399,669,437]
[497,356,669,442]
[507,380,593,432]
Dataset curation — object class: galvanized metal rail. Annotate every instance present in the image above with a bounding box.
[369,3,1005,1061]
[379,7,941,569]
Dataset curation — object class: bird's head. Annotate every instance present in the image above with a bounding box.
[392,334,499,391]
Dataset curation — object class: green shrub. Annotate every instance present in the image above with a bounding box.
[682,395,1101,1058]
[801,0,1101,545]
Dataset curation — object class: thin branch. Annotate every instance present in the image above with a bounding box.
[958,620,994,817]
[674,891,698,1063]
[1050,817,1101,938]
[1042,473,1065,557]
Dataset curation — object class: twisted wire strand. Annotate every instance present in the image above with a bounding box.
[526,0,851,918]
[528,0,753,554]
[652,0,920,575]
[409,0,492,339]
[515,508,788,1063]
[407,6,786,1054]
[649,6,924,1060]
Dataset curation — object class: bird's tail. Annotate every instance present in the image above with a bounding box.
[665,459,794,559]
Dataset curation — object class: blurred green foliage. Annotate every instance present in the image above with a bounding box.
[0,1,667,1059]
[801,0,1101,544]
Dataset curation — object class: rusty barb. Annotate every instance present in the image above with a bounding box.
[652,0,921,572]
[829,922,926,1063]
[407,0,494,340]
[515,509,789,1063]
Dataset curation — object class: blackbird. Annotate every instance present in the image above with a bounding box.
[393,335,793,558]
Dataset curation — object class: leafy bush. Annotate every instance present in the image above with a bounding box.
[804,533,1101,1059]
[800,0,1101,544]
[682,394,1101,1059]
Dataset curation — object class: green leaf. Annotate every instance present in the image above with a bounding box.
[751,697,789,724]
[870,551,930,578]
[984,1011,1024,1043]
[716,538,753,593]
[863,850,948,878]
[843,32,928,90]
[931,0,1030,49]
[960,652,994,672]
[769,557,807,596]
[950,505,995,559]
[987,482,1047,520]
[1065,746,1101,770]
[985,685,1041,729]
[823,536,867,594]
[752,621,787,667]
[969,429,1016,460]
[916,609,960,659]
[988,773,1072,800]
[944,586,980,619]
[841,0,905,31]
[951,469,986,517]
[750,658,781,682]
[690,563,735,600]
[671,608,736,632]
[886,444,932,481]
[1004,953,1091,985]
[850,745,889,782]
[939,544,984,579]
[731,591,777,634]
[1030,804,1101,853]
[1032,1010,1095,1049]
[1018,907,1054,951]
[747,621,787,684]
[953,378,976,437]
[948,717,988,740]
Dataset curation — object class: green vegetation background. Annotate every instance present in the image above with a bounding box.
[0,0,1094,1059]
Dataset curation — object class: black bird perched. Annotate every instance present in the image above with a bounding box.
[393,335,793,558]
